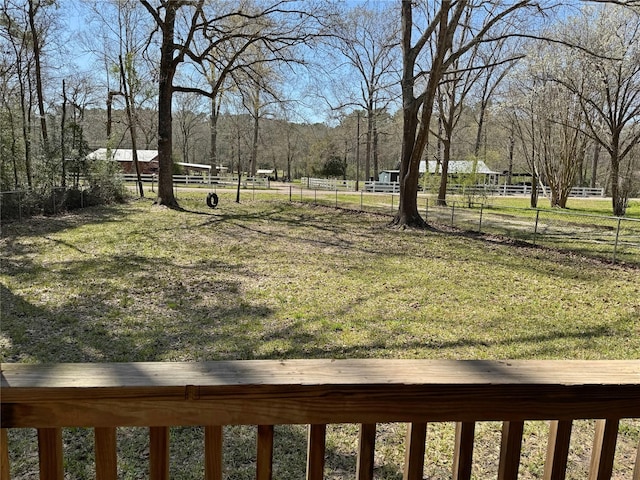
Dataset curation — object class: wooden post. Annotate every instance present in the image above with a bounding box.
[497,421,524,480]
[543,420,572,480]
[95,427,117,480]
[452,422,475,480]
[149,427,169,480]
[257,425,274,480]
[356,423,376,480]
[38,428,64,480]
[589,419,619,480]
[205,426,223,480]
[632,438,640,480]
[306,424,326,480]
[403,422,427,480]
[1,429,10,480]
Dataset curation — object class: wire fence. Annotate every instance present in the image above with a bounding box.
[3,183,638,265]
[288,186,640,265]
[1,188,72,222]
[0,185,126,223]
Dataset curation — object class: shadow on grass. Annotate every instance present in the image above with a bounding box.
[0,203,130,238]
[2,198,638,477]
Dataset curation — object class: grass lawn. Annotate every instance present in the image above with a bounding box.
[271,187,640,264]
[1,190,639,478]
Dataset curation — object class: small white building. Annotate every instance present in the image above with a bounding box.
[176,162,212,175]
[420,160,499,183]
[255,169,275,178]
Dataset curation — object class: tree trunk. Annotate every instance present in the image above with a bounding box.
[236,161,241,203]
[394,0,451,228]
[20,69,32,188]
[287,135,292,182]
[210,96,218,167]
[530,172,539,208]
[61,80,67,187]
[355,112,361,191]
[27,0,49,160]
[373,115,379,178]
[474,100,487,158]
[251,101,259,177]
[365,101,373,181]
[437,138,450,206]
[609,149,626,216]
[507,132,514,185]
[590,143,600,189]
[106,91,114,141]
[5,103,19,188]
[120,55,144,198]
[394,94,429,228]
[155,4,179,208]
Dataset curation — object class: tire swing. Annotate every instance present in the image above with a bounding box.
[206,192,219,209]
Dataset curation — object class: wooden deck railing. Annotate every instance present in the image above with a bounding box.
[1,359,639,480]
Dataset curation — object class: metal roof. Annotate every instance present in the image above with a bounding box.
[420,160,498,175]
[87,148,158,163]
[176,162,211,170]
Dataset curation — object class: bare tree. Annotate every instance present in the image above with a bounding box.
[394,0,543,228]
[174,91,206,164]
[27,0,50,159]
[1,0,34,187]
[324,1,400,182]
[233,45,283,178]
[433,9,497,206]
[140,0,328,208]
[2,0,60,188]
[138,0,201,207]
[552,4,640,215]
[471,40,522,158]
[505,39,591,208]
[538,84,589,208]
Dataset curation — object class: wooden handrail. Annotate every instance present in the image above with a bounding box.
[2,359,640,480]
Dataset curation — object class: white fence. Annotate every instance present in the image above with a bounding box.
[364,181,401,193]
[441,183,605,197]
[301,178,604,198]
[301,177,356,190]
[121,174,270,189]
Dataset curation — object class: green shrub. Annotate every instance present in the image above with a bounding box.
[83,159,126,205]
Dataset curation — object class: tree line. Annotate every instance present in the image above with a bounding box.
[1,0,638,220]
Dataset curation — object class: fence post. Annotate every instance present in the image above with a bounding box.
[391,194,394,213]
[451,202,455,227]
[533,210,540,245]
[479,204,484,233]
[613,217,622,264]
[425,198,428,223]
[289,185,292,202]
